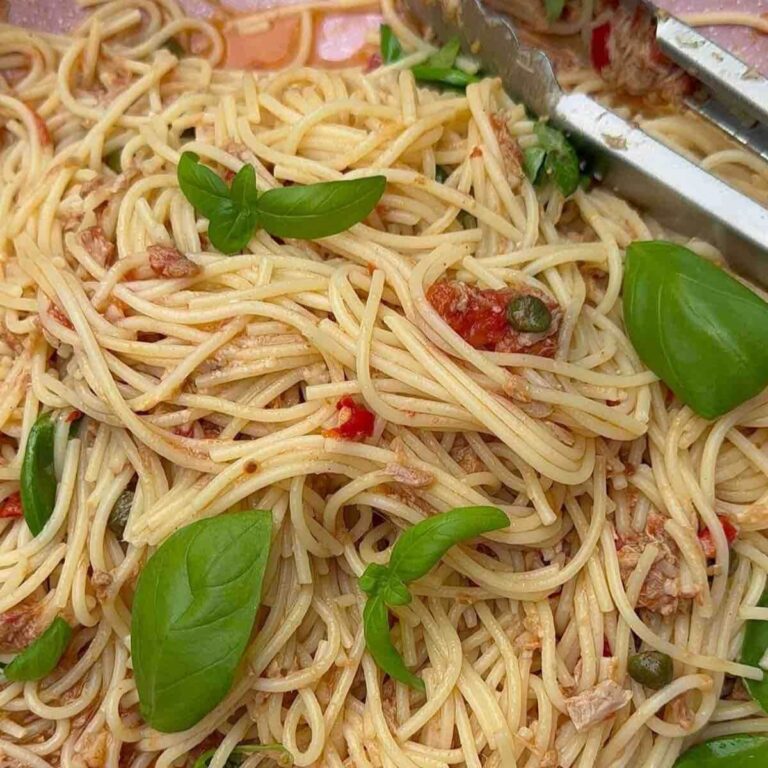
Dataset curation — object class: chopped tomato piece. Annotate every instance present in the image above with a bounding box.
[426,280,559,356]
[65,410,82,423]
[0,492,22,519]
[603,638,612,657]
[365,52,382,72]
[698,516,738,559]
[324,396,375,441]
[590,22,612,72]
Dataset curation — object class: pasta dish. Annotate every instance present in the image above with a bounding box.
[1,1,768,767]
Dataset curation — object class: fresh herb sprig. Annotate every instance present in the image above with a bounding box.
[1,617,72,682]
[131,510,272,732]
[359,506,508,690]
[523,123,580,197]
[177,152,386,254]
[623,241,768,419]
[378,26,480,90]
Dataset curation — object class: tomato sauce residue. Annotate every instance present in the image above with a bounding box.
[698,515,738,558]
[0,492,22,519]
[426,281,560,356]
[323,396,375,440]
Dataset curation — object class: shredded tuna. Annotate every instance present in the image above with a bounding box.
[80,225,116,267]
[0,600,48,652]
[489,112,523,183]
[49,303,74,330]
[385,462,433,488]
[565,680,631,732]
[668,694,695,730]
[75,731,111,768]
[148,244,200,278]
[597,6,693,102]
[616,513,692,616]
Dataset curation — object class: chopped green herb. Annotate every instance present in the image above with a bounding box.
[21,412,56,537]
[522,146,546,184]
[545,0,567,22]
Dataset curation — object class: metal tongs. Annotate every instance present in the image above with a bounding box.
[404,0,768,286]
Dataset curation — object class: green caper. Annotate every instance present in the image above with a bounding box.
[108,486,135,540]
[627,650,673,689]
[435,165,449,184]
[163,38,185,57]
[104,149,122,173]
[506,295,552,333]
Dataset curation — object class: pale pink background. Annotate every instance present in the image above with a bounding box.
[3,0,767,73]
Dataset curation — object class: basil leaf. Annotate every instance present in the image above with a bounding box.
[623,241,768,419]
[522,146,546,184]
[363,594,425,692]
[193,743,292,768]
[379,24,402,64]
[21,412,57,537]
[3,617,71,682]
[360,506,507,690]
[177,151,232,221]
[533,123,579,196]
[411,65,480,90]
[256,176,386,240]
[425,38,461,69]
[208,165,260,254]
[741,588,768,711]
[387,506,508,584]
[545,0,567,22]
[132,510,272,732]
[673,734,768,767]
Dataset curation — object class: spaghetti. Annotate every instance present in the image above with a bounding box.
[0,1,768,767]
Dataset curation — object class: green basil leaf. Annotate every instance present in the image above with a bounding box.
[379,24,402,64]
[3,617,72,682]
[363,594,425,692]
[545,0,567,22]
[425,38,461,69]
[194,743,293,768]
[522,146,546,184]
[741,588,768,711]
[386,506,508,584]
[673,734,768,767]
[256,176,386,239]
[411,65,480,90]
[207,200,259,254]
[623,241,768,419]
[132,510,272,732]
[533,124,580,196]
[21,412,57,537]
[177,151,232,221]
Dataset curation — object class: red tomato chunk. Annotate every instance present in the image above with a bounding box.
[426,280,560,355]
[698,515,738,559]
[0,492,22,519]
[324,396,375,441]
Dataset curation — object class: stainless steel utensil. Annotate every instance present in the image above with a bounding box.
[404,0,768,286]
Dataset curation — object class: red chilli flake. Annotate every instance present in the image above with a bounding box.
[324,396,375,441]
[65,410,82,423]
[698,516,738,559]
[0,492,22,519]
[590,22,612,72]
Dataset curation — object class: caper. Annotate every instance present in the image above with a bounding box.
[104,149,122,173]
[108,486,135,540]
[163,38,185,57]
[435,165,449,184]
[506,295,552,333]
[627,650,673,689]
